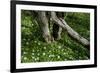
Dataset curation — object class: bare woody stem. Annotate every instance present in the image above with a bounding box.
[51,11,90,46]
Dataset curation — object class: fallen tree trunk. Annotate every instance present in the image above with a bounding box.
[51,12,90,46]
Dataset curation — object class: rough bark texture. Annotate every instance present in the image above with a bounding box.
[51,12,90,46]
[37,11,52,43]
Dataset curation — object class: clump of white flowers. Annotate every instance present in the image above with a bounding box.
[37,53,40,56]
[35,58,37,61]
[32,49,35,52]
[32,56,35,59]
[43,52,46,56]
[38,42,41,45]
[43,46,46,49]
[63,52,66,55]
[24,57,27,60]
[34,57,39,61]
[49,50,51,53]
[36,57,39,60]
[31,24,34,26]
[23,52,27,55]
[57,55,60,59]
[49,54,55,57]
[34,41,37,43]
[58,46,61,49]
[32,53,34,55]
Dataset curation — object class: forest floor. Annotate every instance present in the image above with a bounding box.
[21,10,90,63]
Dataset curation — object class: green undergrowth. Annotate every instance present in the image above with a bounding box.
[21,10,90,63]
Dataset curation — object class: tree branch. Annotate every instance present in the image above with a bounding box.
[51,12,90,46]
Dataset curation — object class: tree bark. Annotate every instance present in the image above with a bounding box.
[51,12,90,46]
[37,11,52,43]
